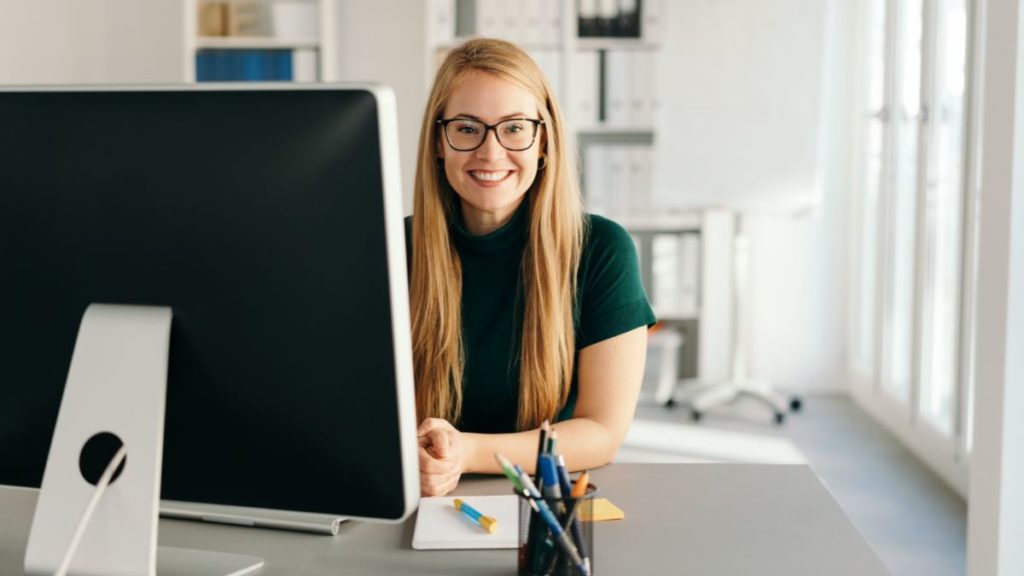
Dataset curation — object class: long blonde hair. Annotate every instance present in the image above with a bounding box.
[411,38,584,431]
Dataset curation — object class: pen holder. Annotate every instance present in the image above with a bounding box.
[517,485,597,576]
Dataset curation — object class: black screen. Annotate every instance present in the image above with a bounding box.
[0,88,411,519]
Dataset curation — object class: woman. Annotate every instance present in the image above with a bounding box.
[411,38,655,497]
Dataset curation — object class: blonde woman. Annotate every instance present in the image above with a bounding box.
[410,38,655,497]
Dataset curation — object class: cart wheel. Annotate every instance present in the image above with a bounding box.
[691,409,703,422]
[774,412,786,425]
[790,397,803,412]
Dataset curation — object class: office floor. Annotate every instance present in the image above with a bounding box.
[620,392,967,576]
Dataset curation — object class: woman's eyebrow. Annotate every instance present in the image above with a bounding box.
[449,112,533,121]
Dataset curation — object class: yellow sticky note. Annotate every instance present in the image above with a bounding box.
[578,497,624,522]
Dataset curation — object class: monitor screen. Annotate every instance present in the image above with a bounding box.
[0,86,419,522]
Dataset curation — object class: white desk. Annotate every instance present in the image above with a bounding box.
[0,463,888,575]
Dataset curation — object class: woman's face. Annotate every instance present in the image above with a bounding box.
[438,72,543,234]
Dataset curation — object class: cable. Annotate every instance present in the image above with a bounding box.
[53,445,127,576]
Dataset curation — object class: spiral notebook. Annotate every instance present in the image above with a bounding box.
[411,495,520,550]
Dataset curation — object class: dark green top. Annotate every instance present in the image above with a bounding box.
[405,203,655,433]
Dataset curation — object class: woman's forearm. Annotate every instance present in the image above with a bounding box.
[464,418,620,475]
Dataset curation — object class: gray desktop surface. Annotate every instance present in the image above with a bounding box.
[0,463,888,575]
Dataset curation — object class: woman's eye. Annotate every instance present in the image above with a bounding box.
[503,123,524,134]
[455,123,481,134]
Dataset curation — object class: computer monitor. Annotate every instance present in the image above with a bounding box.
[0,86,419,526]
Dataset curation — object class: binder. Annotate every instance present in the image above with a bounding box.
[604,50,630,127]
[606,145,630,216]
[584,145,609,215]
[292,48,318,82]
[476,0,502,39]
[628,145,653,214]
[543,0,563,44]
[628,50,657,127]
[530,49,563,102]
[432,0,456,45]
[642,0,663,44]
[569,50,599,130]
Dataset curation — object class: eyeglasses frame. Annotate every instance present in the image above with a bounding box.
[436,117,545,152]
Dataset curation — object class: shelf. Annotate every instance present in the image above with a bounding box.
[434,38,563,52]
[651,309,700,323]
[577,127,656,137]
[616,213,703,233]
[575,38,660,51]
[195,36,320,50]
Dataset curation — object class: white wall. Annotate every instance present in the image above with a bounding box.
[0,0,188,84]
[699,0,855,394]
[744,0,855,394]
[329,0,429,213]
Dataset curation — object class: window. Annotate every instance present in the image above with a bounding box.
[850,0,972,492]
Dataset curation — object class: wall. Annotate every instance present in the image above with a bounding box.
[728,0,856,394]
[330,0,429,213]
[0,0,187,84]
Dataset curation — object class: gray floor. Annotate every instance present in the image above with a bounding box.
[619,392,967,576]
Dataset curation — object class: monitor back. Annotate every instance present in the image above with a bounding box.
[0,86,418,521]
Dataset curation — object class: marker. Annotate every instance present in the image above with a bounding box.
[494,453,524,493]
[571,470,590,498]
[453,499,498,534]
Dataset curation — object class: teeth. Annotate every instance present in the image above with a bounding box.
[471,170,510,182]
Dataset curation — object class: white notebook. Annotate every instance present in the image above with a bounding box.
[412,495,520,550]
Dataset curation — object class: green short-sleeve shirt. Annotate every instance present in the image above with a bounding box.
[405,204,655,433]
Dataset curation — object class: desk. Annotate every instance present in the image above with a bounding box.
[0,463,888,575]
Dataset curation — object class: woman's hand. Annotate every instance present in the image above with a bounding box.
[418,418,471,497]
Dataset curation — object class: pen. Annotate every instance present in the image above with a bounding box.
[522,490,590,576]
[494,453,524,493]
[558,455,590,566]
[555,454,573,497]
[538,454,565,514]
[571,470,590,498]
[453,499,498,533]
[514,464,547,573]
[534,420,550,486]
[517,471,589,575]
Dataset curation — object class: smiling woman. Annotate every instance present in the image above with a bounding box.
[408,38,656,497]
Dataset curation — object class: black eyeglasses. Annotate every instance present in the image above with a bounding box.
[436,117,544,152]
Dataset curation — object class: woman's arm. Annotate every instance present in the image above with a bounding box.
[418,325,648,495]
[465,324,648,473]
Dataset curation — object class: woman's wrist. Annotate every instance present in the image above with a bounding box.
[461,432,485,473]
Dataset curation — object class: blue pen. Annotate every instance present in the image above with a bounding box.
[538,454,565,514]
[517,472,590,576]
[539,455,563,498]
[554,454,573,497]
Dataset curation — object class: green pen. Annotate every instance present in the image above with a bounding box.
[494,453,524,493]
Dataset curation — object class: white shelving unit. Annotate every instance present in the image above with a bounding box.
[186,0,333,83]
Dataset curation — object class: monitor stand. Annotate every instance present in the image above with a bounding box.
[24,304,263,576]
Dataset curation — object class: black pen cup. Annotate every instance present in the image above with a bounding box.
[517,485,597,576]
